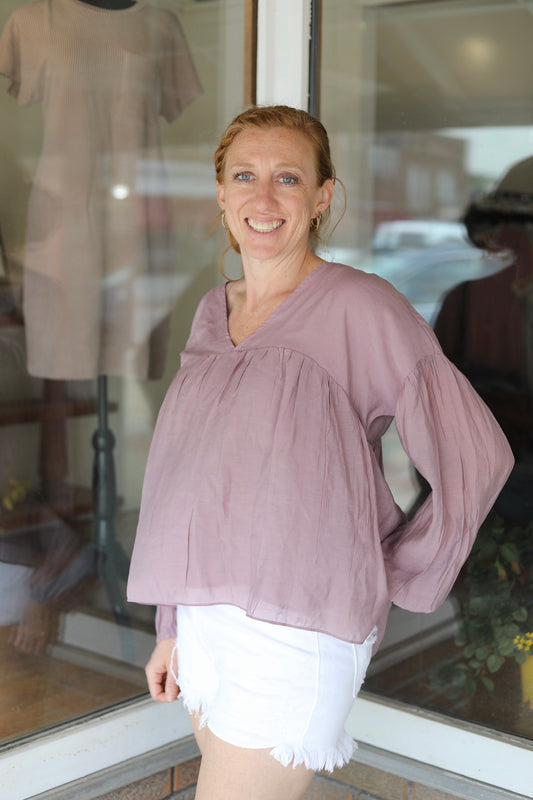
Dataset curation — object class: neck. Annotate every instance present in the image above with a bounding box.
[239,249,323,307]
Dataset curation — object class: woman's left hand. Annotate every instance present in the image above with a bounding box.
[145,637,180,702]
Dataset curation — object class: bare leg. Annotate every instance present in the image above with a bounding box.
[189,710,208,754]
[189,713,315,800]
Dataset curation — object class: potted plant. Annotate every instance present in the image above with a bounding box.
[430,510,533,703]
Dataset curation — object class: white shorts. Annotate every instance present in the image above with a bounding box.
[173,604,375,772]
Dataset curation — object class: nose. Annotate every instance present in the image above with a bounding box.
[253,178,276,208]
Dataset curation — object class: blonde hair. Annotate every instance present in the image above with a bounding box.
[215,105,338,255]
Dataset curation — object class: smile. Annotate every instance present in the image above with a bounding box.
[246,218,284,233]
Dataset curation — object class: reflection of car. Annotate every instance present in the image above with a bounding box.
[316,245,366,268]
[360,245,504,324]
[372,220,468,252]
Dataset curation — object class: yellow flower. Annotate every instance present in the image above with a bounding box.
[514,632,533,655]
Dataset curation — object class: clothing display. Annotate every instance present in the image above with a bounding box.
[0,0,201,379]
[127,263,514,644]
[434,265,528,384]
[433,234,533,523]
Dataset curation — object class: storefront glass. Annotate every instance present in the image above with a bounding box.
[0,0,248,745]
[321,0,533,741]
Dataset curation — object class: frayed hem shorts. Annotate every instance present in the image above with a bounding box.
[172,604,376,773]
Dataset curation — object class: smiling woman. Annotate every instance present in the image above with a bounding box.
[217,126,334,345]
[214,105,337,256]
[212,106,335,348]
[127,105,513,800]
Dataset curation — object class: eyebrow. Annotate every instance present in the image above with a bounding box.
[228,162,306,173]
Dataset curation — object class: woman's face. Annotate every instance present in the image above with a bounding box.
[216,127,334,266]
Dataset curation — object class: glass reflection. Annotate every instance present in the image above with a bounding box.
[321,0,533,741]
[0,0,245,745]
[428,159,533,726]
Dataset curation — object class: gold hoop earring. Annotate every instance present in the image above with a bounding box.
[310,214,322,232]
[221,211,229,230]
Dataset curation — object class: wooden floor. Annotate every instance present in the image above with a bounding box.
[0,627,144,744]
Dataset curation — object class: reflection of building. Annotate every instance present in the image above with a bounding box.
[373,131,468,226]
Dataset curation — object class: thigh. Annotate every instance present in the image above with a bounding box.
[189,710,207,755]
[194,725,315,800]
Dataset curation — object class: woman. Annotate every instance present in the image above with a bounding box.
[127,106,513,800]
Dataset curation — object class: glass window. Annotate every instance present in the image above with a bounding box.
[321,0,533,741]
[0,0,249,745]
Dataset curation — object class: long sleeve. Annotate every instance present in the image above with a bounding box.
[382,353,514,612]
[156,604,177,641]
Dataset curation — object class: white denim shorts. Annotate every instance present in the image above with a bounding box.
[173,604,376,772]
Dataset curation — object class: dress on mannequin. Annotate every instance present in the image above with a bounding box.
[0,0,201,380]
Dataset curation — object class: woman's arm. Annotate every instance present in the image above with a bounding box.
[382,353,514,612]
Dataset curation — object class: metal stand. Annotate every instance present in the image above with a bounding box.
[92,375,131,627]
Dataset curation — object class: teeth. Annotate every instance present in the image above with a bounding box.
[247,219,284,233]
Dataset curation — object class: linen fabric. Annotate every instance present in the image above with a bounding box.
[127,262,514,644]
[0,0,201,379]
[175,604,376,772]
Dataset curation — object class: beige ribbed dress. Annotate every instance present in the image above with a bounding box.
[0,0,201,380]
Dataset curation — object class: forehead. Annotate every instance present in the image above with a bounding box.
[225,127,317,169]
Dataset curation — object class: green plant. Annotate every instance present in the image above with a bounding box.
[430,511,533,701]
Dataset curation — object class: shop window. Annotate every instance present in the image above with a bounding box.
[321,0,533,742]
[0,0,250,746]
[406,164,431,213]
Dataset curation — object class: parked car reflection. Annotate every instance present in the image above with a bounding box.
[321,241,507,324]
[369,245,507,323]
[372,219,469,253]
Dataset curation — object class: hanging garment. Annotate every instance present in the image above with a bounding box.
[0,0,201,379]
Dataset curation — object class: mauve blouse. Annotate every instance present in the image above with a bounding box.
[127,263,514,644]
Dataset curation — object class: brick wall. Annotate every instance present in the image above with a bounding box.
[93,756,201,800]
[92,755,470,800]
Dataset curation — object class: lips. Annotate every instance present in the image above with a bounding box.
[246,218,284,233]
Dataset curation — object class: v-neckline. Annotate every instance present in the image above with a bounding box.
[222,263,328,349]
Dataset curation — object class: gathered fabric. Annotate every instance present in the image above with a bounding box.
[128,262,513,645]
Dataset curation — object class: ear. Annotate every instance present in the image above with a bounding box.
[314,178,335,216]
[216,181,225,210]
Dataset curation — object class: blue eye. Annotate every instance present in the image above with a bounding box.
[279,175,298,185]
[234,172,253,182]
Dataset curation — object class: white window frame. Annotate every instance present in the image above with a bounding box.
[256,0,311,108]
[1,3,532,797]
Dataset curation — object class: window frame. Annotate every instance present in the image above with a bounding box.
[1,3,532,797]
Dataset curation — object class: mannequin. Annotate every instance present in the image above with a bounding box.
[0,0,201,630]
[0,0,201,380]
[428,158,533,525]
[80,1,135,7]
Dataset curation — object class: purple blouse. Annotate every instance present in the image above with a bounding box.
[127,263,513,644]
